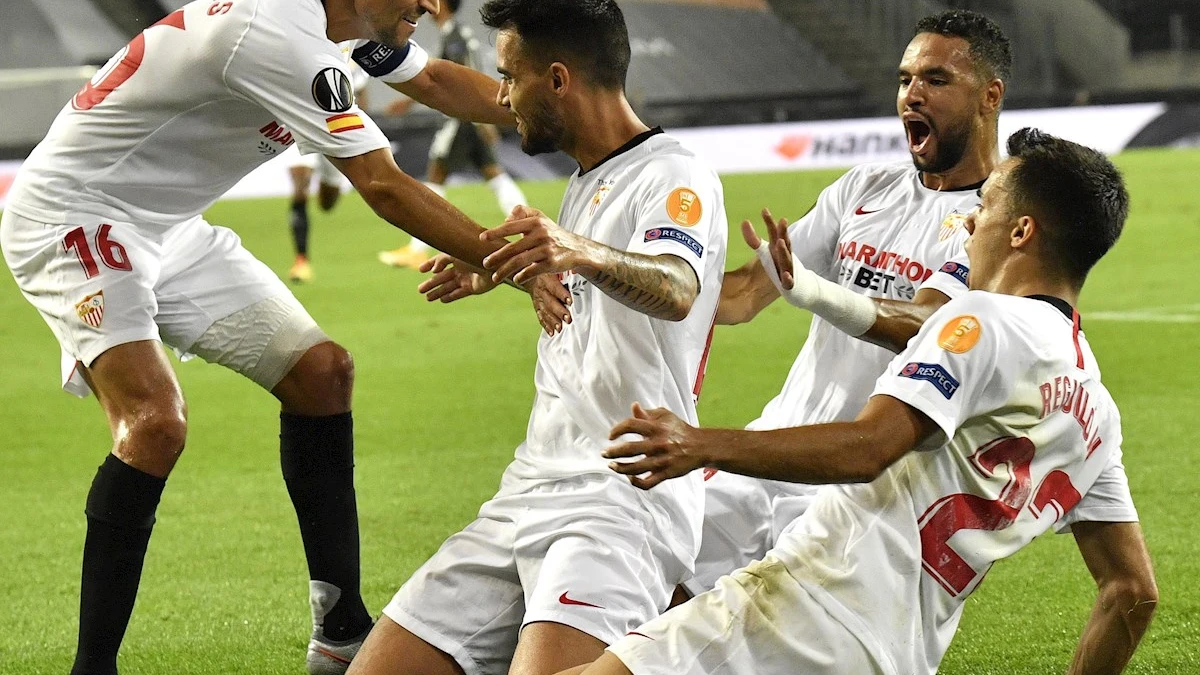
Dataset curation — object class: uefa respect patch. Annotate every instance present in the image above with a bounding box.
[899,362,960,400]
[350,41,412,78]
[940,261,970,286]
[645,227,703,258]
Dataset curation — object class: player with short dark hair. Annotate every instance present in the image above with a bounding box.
[0,1,569,674]
[347,1,727,674]
[914,9,1013,85]
[1003,127,1128,277]
[479,0,633,92]
[685,8,1011,602]
[578,129,1157,675]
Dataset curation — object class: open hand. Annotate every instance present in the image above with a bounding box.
[741,208,794,290]
[603,403,708,490]
[481,205,592,285]
[417,254,497,303]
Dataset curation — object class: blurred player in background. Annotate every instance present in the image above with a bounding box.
[682,9,1009,602]
[286,59,370,283]
[347,1,726,674]
[378,0,528,270]
[0,0,570,674]
[587,128,1157,675]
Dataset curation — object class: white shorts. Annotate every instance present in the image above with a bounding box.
[609,555,887,675]
[1,210,295,395]
[684,472,818,596]
[282,145,347,189]
[683,471,771,597]
[383,471,687,675]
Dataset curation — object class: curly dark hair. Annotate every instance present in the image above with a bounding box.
[915,10,1012,83]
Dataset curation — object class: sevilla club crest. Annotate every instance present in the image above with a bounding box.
[75,290,105,328]
[589,179,616,217]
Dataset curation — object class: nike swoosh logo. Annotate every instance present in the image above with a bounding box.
[854,205,881,215]
[559,592,604,609]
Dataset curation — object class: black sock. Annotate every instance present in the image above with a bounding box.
[280,412,370,640]
[290,201,310,257]
[71,455,166,675]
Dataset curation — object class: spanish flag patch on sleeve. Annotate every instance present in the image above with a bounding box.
[326,113,364,134]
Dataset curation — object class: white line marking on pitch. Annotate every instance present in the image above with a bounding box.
[1089,304,1200,323]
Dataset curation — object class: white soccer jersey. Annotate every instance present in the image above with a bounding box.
[505,128,727,565]
[755,161,977,432]
[774,291,1137,674]
[5,0,426,232]
[744,161,980,513]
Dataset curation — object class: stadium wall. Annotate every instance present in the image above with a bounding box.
[0,102,1195,209]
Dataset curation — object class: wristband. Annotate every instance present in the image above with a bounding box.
[753,241,877,336]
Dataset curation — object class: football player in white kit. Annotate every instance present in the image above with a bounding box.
[682,9,1011,601]
[586,129,1157,674]
[0,1,572,674]
[347,2,727,674]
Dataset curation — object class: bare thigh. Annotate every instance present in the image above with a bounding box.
[84,339,188,478]
[347,614,464,675]
[510,621,607,675]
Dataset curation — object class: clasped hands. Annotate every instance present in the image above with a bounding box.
[417,205,591,335]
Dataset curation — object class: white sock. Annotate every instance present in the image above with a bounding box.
[488,173,527,217]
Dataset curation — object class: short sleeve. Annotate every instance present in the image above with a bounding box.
[870,293,1003,441]
[349,40,430,84]
[1056,454,1139,533]
[920,251,971,300]
[225,8,389,158]
[786,167,859,280]
[626,156,724,287]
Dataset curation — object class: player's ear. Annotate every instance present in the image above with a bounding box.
[1010,214,1035,250]
[981,77,1004,115]
[549,62,569,97]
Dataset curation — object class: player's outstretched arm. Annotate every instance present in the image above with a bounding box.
[1068,521,1158,675]
[481,206,699,322]
[389,59,513,126]
[604,395,935,490]
[744,211,951,351]
[331,149,501,268]
[715,255,781,325]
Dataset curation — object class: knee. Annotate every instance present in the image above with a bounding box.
[280,342,355,412]
[304,342,355,392]
[131,407,189,456]
[115,399,188,472]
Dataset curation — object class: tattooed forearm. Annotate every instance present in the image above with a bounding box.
[580,248,698,321]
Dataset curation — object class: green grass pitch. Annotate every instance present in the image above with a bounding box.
[1,149,1197,673]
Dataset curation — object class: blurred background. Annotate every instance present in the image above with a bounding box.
[2,0,1200,180]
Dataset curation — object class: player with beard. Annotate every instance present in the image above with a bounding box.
[679,10,1018,601]
[579,127,1157,675]
[347,1,727,674]
[0,1,573,674]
